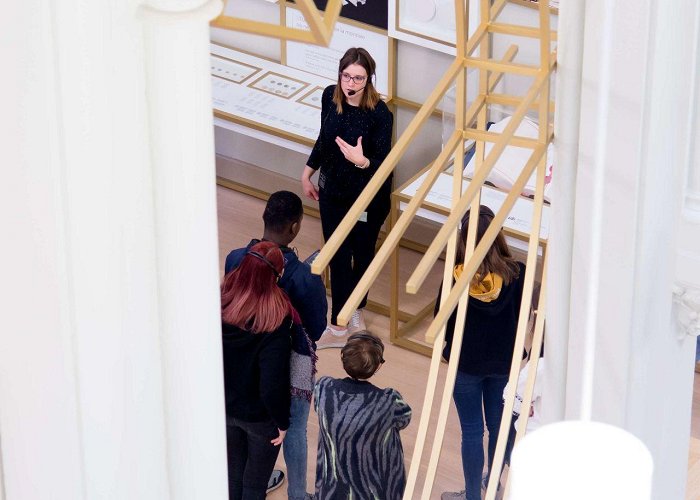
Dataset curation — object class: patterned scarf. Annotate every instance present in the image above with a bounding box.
[289,308,318,401]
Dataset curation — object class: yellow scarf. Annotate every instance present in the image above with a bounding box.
[453,265,503,302]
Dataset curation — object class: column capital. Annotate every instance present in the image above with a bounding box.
[139,0,222,20]
[672,283,700,338]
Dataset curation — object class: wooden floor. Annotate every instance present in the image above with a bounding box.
[217,185,700,499]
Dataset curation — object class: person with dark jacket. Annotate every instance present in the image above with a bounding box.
[225,191,324,500]
[437,206,527,500]
[222,241,294,500]
[300,47,393,348]
[225,191,327,342]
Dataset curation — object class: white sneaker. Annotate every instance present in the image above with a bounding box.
[316,326,349,349]
[348,309,366,333]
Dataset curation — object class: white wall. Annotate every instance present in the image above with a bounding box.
[562,1,699,498]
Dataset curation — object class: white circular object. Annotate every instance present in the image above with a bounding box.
[510,421,653,500]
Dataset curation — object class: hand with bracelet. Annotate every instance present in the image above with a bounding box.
[335,135,370,169]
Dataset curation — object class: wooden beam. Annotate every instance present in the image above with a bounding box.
[502,253,548,500]
[336,130,463,325]
[484,111,548,500]
[211,17,317,43]
[406,60,555,294]
[310,57,464,275]
[486,93,556,113]
[464,57,540,76]
[334,45,523,325]
[463,128,541,148]
[489,22,557,40]
[211,0,342,46]
[422,143,546,343]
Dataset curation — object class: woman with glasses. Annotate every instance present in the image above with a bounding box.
[301,47,393,349]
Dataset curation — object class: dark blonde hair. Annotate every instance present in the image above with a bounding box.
[340,331,385,380]
[333,47,381,114]
[221,241,292,333]
[456,205,521,286]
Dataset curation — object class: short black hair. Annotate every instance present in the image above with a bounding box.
[263,191,303,233]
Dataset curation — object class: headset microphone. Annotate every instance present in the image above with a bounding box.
[347,86,365,96]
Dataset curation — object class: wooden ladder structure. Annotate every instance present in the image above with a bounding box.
[309,1,556,498]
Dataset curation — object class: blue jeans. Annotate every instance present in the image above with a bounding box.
[452,372,508,500]
[284,396,311,500]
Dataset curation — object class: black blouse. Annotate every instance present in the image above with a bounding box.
[307,85,393,206]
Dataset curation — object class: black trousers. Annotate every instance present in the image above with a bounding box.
[319,190,389,325]
[226,416,281,500]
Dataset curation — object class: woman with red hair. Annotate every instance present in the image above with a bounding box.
[221,241,293,500]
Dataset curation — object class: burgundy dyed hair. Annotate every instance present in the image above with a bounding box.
[221,241,292,333]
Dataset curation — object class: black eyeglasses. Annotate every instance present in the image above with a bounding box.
[340,72,367,84]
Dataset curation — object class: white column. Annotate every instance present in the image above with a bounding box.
[565,1,698,498]
[2,0,171,497]
[1,0,226,497]
[542,0,586,424]
[139,1,228,499]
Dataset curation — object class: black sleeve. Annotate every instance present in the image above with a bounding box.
[296,269,328,342]
[306,86,335,170]
[258,324,292,430]
[365,103,393,174]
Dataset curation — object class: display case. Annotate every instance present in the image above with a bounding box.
[211,43,335,148]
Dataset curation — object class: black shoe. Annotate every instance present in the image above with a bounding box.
[266,469,285,494]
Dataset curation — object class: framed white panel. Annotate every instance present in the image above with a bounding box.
[389,0,479,55]
[210,54,261,84]
[284,7,390,96]
[211,43,335,143]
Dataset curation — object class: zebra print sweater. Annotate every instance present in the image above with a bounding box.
[314,376,412,500]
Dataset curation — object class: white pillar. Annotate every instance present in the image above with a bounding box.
[2,0,171,497]
[139,1,228,499]
[565,1,698,498]
[1,0,226,498]
[543,0,586,425]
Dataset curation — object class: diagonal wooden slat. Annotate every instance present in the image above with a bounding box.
[211,0,341,45]
[310,56,465,275]
[406,58,556,295]
[334,43,521,327]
